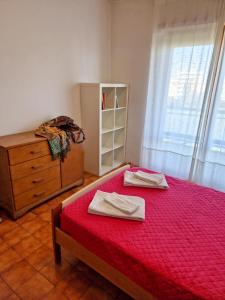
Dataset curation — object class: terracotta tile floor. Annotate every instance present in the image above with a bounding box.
[0,173,132,300]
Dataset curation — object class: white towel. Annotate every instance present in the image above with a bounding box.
[104,192,139,215]
[88,190,145,221]
[134,171,163,185]
[124,171,168,189]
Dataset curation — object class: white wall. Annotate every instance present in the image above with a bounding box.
[111,0,153,164]
[0,0,111,135]
[0,0,153,165]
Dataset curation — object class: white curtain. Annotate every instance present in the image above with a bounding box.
[141,0,225,191]
[193,34,225,191]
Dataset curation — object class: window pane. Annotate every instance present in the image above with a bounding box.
[163,44,213,148]
[208,44,225,155]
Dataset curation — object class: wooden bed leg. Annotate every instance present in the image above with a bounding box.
[54,242,61,264]
[51,204,62,264]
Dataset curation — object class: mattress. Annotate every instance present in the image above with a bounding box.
[60,167,225,300]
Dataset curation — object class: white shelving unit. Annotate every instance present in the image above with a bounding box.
[80,83,128,176]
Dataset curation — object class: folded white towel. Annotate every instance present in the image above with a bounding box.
[88,190,145,221]
[124,171,168,189]
[134,171,163,185]
[104,192,139,215]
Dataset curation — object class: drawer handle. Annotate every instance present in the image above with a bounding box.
[30,150,42,155]
[32,178,44,184]
[31,165,43,170]
[33,191,45,198]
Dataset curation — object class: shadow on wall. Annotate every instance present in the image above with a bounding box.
[68,84,82,127]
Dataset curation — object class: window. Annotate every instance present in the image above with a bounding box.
[163,44,213,150]
[207,40,225,157]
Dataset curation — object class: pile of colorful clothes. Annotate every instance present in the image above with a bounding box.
[35,116,85,161]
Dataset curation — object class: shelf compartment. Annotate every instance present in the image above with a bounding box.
[113,144,124,150]
[115,109,126,129]
[116,87,127,108]
[114,126,125,131]
[115,107,126,110]
[101,148,113,154]
[102,87,115,110]
[101,131,113,154]
[102,128,114,134]
[102,110,114,132]
[101,151,113,175]
[113,146,125,168]
[114,128,125,150]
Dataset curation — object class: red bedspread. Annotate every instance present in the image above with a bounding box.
[60,167,225,300]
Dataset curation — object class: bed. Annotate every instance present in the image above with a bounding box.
[52,164,225,300]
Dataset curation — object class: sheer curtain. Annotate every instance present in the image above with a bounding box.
[141,0,225,190]
[193,29,225,191]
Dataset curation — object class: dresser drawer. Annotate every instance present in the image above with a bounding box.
[14,177,61,210]
[10,155,59,180]
[8,141,50,165]
[12,166,60,196]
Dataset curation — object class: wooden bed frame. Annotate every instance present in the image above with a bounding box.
[51,165,156,300]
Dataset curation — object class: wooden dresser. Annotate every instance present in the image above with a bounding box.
[0,131,84,219]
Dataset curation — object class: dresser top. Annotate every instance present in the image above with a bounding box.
[0,131,46,149]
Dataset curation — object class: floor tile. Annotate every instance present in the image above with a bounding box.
[0,248,22,273]
[20,217,48,234]
[39,210,52,222]
[47,196,63,209]
[33,224,52,242]
[80,286,114,300]
[83,172,95,179]
[91,272,120,299]
[16,212,37,225]
[12,235,41,258]
[39,259,74,285]
[61,248,78,266]
[0,237,9,254]
[0,173,128,300]
[25,245,53,271]
[16,272,54,300]
[32,203,51,215]
[6,293,20,300]
[0,220,19,236]
[63,271,91,299]
[83,177,98,186]
[1,260,36,291]
[60,190,76,200]
[3,225,30,246]
[76,262,120,298]
[71,186,80,193]
[43,236,54,250]
[0,277,14,300]
[42,281,68,300]
[76,261,92,273]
